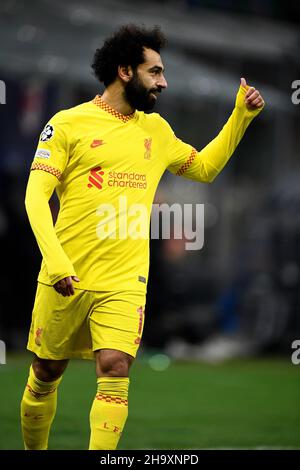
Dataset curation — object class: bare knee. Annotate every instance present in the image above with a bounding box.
[95,349,134,377]
[32,355,69,382]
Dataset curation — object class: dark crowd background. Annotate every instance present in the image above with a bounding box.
[0,0,300,362]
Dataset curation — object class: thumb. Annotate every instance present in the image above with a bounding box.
[72,276,80,282]
[240,77,247,88]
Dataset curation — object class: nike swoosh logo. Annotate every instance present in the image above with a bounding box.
[90,140,105,148]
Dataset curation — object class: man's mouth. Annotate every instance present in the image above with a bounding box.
[150,90,160,99]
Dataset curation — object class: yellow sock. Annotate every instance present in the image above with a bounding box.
[89,377,129,450]
[21,365,62,450]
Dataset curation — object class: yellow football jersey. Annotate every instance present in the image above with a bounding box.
[27,87,263,292]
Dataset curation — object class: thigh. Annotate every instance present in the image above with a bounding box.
[89,291,146,359]
[27,282,93,360]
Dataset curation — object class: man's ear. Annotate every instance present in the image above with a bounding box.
[118,65,133,82]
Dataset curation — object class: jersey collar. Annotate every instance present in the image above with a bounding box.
[92,95,135,123]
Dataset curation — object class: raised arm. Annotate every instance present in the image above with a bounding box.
[167,78,265,182]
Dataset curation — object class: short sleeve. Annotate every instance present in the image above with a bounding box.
[31,110,71,180]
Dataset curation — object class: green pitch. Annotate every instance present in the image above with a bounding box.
[0,353,299,449]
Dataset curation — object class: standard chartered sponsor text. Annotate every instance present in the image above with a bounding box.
[108,171,147,189]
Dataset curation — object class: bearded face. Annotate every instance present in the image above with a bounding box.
[124,69,162,112]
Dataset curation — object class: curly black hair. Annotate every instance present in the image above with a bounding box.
[91,24,167,87]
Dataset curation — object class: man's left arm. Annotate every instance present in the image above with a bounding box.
[167,78,265,182]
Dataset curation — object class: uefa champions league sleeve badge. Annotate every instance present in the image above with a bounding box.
[40,124,54,142]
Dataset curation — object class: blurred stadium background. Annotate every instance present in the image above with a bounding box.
[0,0,299,450]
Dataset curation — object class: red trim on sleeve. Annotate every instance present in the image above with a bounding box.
[31,162,62,180]
[176,148,197,176]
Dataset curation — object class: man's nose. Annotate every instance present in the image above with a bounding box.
[157,75,168,89]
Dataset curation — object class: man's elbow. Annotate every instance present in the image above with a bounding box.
[200,168,219,183]
[206,175,216,183]
[197,159,222,183]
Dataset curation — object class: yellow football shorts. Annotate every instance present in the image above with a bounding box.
[27,282,146,360]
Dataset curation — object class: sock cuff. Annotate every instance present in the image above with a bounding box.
[96,377,129,401]
[28,365,62,394]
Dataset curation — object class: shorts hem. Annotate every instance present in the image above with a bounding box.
[92,343,138,358]
[27,346,94,361]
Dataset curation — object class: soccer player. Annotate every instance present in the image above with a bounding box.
[21,24,265,450]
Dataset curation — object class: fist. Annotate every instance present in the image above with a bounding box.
[241,77,265,110]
